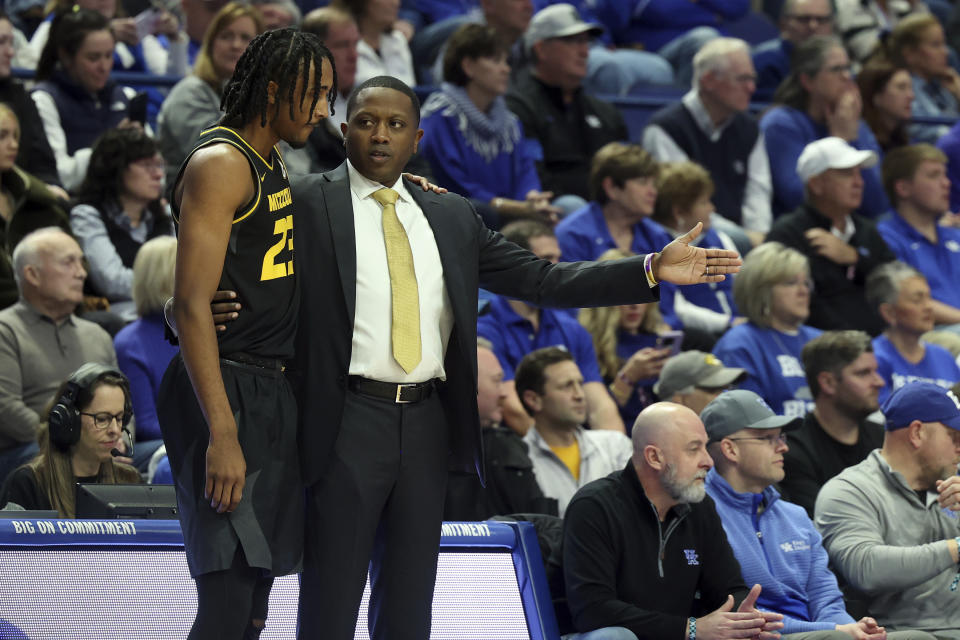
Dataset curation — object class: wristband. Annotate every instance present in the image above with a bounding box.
[618,370,636,386]
[608,382,630,403]
[688,616,697,640]
[644,252,658,287]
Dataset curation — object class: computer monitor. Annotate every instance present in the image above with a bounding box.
[75,484,178,519]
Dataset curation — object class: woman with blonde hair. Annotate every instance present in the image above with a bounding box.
[712,242,822,417]
[580,248,673,430]
[0,102,69,310]
[0,363,140,517]
[157,2,263,184]
[113,235,178,448]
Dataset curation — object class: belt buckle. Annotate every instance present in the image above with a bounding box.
[395,383,416,404]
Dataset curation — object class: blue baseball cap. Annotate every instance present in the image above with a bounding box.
[881,381,960,431]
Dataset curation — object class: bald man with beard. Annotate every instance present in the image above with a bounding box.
[561,402,783,640]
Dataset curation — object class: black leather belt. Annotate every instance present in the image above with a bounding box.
[348,376,436,404]
[221,352,286,372]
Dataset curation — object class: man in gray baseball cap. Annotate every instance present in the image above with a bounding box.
[654,351,747,415]
[701,389,802,445]
[701,389,929,640]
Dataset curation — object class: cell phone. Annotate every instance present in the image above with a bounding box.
[656,330,684,357]
[128,92,148,125]
[134,8,159,41]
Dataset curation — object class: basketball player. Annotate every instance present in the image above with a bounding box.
[156,28,334,639]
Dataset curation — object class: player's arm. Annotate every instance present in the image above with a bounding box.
[173,145,255,514]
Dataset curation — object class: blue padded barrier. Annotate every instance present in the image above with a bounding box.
[0,518,559,639]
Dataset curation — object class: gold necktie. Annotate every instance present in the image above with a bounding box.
[372,187,421,373]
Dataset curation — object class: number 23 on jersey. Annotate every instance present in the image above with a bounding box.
[261,214,293,281]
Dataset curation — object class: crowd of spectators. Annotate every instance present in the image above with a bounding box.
[1,0,960,636]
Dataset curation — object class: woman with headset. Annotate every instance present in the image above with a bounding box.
[0,363,140,517]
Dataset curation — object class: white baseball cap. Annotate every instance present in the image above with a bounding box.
[524,4,604,55]
[795,137,878,183]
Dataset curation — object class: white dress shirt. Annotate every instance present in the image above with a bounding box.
[642,90,773,233]
[346,160,453,383]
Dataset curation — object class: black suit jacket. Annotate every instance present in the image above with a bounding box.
[290,163,658,486]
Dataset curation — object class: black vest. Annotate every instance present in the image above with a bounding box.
[174,126,299,359]
[100,206,173,268]
[33,72,130,155]
[648,102,758,225]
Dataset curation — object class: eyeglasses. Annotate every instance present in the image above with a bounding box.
[131,158,165,173]
[726,433,788,446]
[786,13,832,25]
[80,412,130,430]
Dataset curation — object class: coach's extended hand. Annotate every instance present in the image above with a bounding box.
[654,222,742,285]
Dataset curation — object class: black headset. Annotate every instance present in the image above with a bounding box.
[48,363,131,451]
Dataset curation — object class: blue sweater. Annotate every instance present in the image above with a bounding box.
[751,38,792,103]
[114,313,180,441]
[759,105,889,218]
[419,97,541,203]
[712,322,821,418]
[705,471,854,633]
[872,334,960,405]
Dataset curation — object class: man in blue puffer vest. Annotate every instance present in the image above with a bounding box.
[702,389,935,640]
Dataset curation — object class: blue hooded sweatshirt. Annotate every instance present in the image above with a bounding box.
[705,470,855,633]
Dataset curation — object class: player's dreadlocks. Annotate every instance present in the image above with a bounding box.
[220,27,338,129]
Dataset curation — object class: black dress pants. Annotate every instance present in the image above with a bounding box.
[297,387,449,640]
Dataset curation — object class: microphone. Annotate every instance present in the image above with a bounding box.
[110,426,135,460]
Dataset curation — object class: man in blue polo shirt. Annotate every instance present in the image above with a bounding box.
[879,144,960,332]
[478,221,625,435]
[555,142,679,329]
